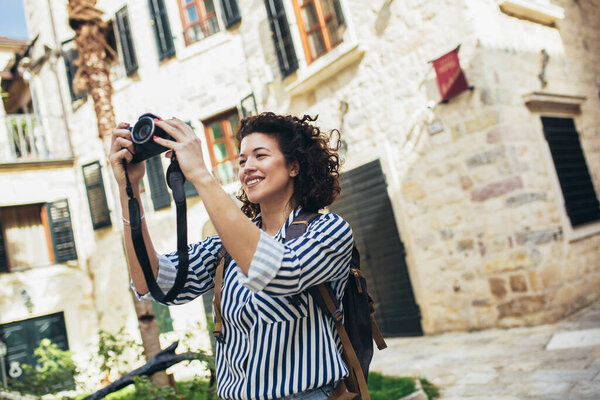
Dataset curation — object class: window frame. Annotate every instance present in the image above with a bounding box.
[177,0,221,46]
[202,110,240,185]
[291,0,345,65]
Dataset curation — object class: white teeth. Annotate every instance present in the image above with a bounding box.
[247,178,262,185]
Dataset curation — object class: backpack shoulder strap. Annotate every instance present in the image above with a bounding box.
[285,210,321,242]
[212,247,230,343]
[314,283,370,400]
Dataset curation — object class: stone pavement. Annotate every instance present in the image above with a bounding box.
[370,300,600,399]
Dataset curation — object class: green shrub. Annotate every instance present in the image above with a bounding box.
[7,338,77,396]
[419,377,440,399]
[367,371,416,400]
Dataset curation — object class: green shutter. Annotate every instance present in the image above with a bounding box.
[82,161,112,229]
[46,200,77,263]
[264,0,298,78]
[220,0,241,28]
[146,155,171,210]
[0,312,71,389]
[151,301,173,333]
[60,45,86,102]
[148,0,175,60]
[115,6,139,76]
[0,215,8,273]
[184,179,198,197]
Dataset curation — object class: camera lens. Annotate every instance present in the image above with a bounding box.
[132,118,154,144]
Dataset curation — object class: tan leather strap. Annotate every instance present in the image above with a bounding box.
[327,381,359,400]
[212,252,227,343]
[317,284,370,400]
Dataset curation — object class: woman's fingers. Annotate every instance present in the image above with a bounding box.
[111,136,136,155]
[152,134,177,149]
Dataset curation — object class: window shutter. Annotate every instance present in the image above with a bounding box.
[264,0,298,78]
[61,48,86,102]
[542,117,600,227]
[220,0,242,28]
[332,0,345,26]
[184,180,198,197]
[148,0,175,60]
[115,6,139,76]
[45,200,77,263]
[82,161,112,229]
[146,155,171,210]
[0,215,8,272]
[151,301,174,333]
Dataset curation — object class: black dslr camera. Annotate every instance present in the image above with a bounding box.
[127,113,173,163]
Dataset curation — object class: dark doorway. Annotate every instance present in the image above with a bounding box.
[330,159,422,336]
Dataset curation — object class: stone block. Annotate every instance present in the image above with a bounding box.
[528,270,543,291]
[440,228,454,240]
[457,239,474,251]
[464,111,499,134]
[497,294,546,317]
[506,192,547,207]
[466,146,506,168]
[460,175,474,190]
[403,182,426,200]
[471,176,524,202]
[472,298,492,306]
[489,277,507,299]
[486,250,533,273]
[515,227,556,246]
[510,274,528,292]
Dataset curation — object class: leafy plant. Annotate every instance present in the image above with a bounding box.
[7,338,77,396]
[94,327,142,383]
[419,377,440,399]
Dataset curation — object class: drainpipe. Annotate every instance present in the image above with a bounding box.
[46,0,75,158]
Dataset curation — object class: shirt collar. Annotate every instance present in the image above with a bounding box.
[252,205,303,242]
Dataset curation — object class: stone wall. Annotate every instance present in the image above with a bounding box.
[11,0,599,364]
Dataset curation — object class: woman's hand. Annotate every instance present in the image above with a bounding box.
[109,122,146,189]
[152,118,210,184]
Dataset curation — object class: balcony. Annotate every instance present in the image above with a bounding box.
[0,114,73,165]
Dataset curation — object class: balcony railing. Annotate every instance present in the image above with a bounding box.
[0,114,73,163]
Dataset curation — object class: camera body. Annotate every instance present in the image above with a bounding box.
[126,113,173,163]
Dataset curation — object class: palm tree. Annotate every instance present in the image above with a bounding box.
[66,0,170,387]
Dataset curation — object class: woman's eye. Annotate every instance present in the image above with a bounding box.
[256,154,266,159]
[239,160,246,166]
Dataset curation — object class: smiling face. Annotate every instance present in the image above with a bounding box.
[238,132,298,209]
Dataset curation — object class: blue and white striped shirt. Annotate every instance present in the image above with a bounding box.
[135,207,353,400]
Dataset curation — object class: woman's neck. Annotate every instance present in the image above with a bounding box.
[260,201,296,236]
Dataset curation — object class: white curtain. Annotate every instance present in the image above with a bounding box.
[2,204,51,269]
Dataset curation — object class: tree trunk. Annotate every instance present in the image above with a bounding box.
[66,0,170,387]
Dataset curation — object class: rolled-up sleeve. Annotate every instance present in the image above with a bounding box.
[130,235,223,305]
[238,213,353,295]
[237,230,285,292]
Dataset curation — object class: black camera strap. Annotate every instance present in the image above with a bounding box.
[123,155,189,303]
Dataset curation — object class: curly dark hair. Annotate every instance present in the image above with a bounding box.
[235,112,342,218]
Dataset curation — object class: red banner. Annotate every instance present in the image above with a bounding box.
[432,47,469,102]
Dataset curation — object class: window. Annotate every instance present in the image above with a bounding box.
[0,312,72,391]
[82,161,112,229]
[60,41,86,102]
[291,0,346,64]
[0,200,77,272]
[115,6,139,76]
[542,117,600,227]
[203,110,240,185]
[148,0,176,60]
[178,0,221,45]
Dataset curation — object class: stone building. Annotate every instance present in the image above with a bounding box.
[1,0,599,387]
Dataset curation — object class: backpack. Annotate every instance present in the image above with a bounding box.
[212,210,387,400]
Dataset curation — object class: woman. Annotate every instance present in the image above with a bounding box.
[109,112,353,400]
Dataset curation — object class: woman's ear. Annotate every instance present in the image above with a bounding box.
[289,161,300,177]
